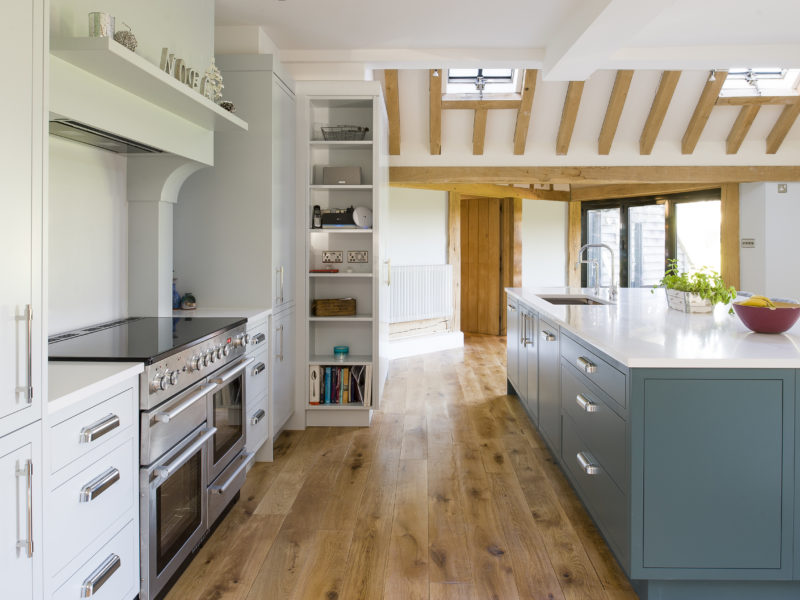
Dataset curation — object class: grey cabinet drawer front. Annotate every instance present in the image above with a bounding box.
[561,362,626,490]
[560,334,625,406]
[562,417,628,562]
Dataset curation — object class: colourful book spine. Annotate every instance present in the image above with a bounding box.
[324,367,332,404]
[342,367,350,403]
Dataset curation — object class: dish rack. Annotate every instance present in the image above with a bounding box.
[321,125,370,141]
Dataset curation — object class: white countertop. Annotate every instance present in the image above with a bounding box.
[506,287,800,369]
[172,307,271,323]
[48,361,144,415]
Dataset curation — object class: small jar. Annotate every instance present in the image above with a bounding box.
[333,345,349,362]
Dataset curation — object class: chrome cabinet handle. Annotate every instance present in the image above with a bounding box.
[250,333,266,346]
[16,459,33,558]
[541,330,556,342]
[79,414,120,443]
[276,325,284,361]
[523,313,534,347]
[507,304,516,311]
[79,467,120,502]
[576,393,598,413]
[209,452,253,495]
[153,427,217,480]
[275,268,281,304]
[250,409,266,425]
[576,452,600,476]
[280,266,285,303]
[80,553,121,598]
[154,383,217,424]
[577,356,597,374]
[26,305,33,403]
[252,362,266,377]
[211,357,255,385]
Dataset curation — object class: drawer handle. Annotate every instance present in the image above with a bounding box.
[541,330,556,342]
[250,333,266,346]
[250,409,266,425]
[575,393,598,413]
[15,460,33,558]
[576,451,600,476]
[79,467,120,502]
[80,553,121,597]
[252,362,266,377]
[577,356,597,374]
[210,452,253,495]
[79,414,120,443]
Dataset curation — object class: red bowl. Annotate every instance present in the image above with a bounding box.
[733,301,800,334]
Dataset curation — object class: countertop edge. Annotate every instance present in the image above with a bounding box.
[48,362,144,416]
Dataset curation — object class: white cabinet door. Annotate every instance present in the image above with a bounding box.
[0,423,42,600]
[271,76,296,310]
[271,308,295,436]
[0,0,43,435]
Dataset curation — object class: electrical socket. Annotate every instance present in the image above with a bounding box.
[321,250,343,263]
[778,183,788,193]
[347,250,369,263]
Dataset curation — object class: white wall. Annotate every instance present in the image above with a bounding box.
[48,137,128,333]
[388,188,448,265]
[521,199,568,287]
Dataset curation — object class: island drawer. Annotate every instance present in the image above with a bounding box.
[561,362,626,490]
[560,334,626,407]
[562,417,627,563]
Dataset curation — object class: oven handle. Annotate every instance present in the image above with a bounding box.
[154,382,218,424]
[209,452,254,495]
[211,357,255,385]
[153,427,217,482]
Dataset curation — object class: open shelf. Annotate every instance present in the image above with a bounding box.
[309,228,373,234]
[310,185,373,191]
[309,354,372,366]
[309,315,373,322]
[310,140,373,149]
[307,403,368,410]
[51,37,248,132]
[308,272,373,278]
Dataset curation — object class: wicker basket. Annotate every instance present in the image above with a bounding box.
[312,298,357,317]
[320,125,369,141]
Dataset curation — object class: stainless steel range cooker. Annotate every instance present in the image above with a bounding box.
[49,316,255,600]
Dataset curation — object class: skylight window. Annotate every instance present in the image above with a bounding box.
[446,68,520,96]
[719,68,800,97]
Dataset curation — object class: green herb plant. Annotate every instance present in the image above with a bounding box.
[652,259,737,313]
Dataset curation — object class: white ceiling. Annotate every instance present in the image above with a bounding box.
[215,0,800,80]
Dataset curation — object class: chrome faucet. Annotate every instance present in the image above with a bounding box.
[576,243,618,301]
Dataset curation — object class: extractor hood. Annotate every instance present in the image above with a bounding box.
[49,119,164,154]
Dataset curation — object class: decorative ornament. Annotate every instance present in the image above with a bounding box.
[220,101,236,113]
[113,22,138,52]
[203,58,224,104]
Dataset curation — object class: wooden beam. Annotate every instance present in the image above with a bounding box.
[716,95,798,106]
[556,81,585,155]
[513,69,538,155]
[441,99,521,110]
[640,70,681,155]
[383,69,400,155]
[720,183,740,290]
[598,70,633,155]
[570,183,719,202]
[567,201,582,288]
[473,108,487,155]
[391,182,569,202]
[429,69,442,155]
[681,70,727,154]
[448,192,461,333]
[766,97,800,154]
[726,105,760,155]
[390,166,800,185]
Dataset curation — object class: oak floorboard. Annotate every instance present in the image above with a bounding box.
[429,582,479,600]
[291,529,355,600]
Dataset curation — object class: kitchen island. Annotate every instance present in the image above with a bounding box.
[505,287,800,600]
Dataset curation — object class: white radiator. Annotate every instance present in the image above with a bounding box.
[390,264,453,323]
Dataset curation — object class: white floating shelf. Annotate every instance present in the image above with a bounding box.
[309,355,373,366]
[310,140,373,149]
[309,315,373,322]
[307,404,369,410]
[308,229,373,234]
[310,185,373,190]
[308,272,373,278]
[51,37,248,132]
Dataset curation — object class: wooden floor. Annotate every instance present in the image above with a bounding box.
[166,334,637,600]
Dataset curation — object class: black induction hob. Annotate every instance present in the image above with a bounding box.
[48,316,247,365]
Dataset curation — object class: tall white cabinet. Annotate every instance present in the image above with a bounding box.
[174,54,296,446]
[0,0,46,596]
[297,82,389,427]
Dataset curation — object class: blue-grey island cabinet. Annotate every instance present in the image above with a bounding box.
[504,287,800,600]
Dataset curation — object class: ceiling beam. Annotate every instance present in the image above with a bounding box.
[766,98,800,154]
[726,105,760,155]
[429,69,442,155]
[383,69,400,155]
[513,69,538,155]
[639,70,681,155]
[681,70,727,154]
[441,98,521,110]
[598,70,633,155]
[391,182,569,202]
[570,183,719,202]
[390,166,800,185]
[556,81,585,155]
[473,109,487,155]
[529,185,569,201]
[715,95,798,106]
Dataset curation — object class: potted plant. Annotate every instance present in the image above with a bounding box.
[653,259,737,313]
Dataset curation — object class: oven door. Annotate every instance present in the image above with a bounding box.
[206,357,253,482]
[140,425,216,600]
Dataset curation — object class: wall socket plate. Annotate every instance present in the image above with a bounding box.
[321,250,343,263]
[778,183,788,193]
[347,250,369,263]
[741,238,755,248]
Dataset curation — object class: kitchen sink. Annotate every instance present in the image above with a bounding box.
[539,295,609,306]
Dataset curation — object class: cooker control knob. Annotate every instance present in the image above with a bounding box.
[190,355,202,372]
[208,349,216,364]
[149,375,166,393]
[223,344,231,357]
[169,370,180,386]
[216,347,223,360]
[233,334,247,348]
[201,353,210,368]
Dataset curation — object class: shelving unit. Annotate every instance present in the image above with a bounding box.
[298,83,389,427]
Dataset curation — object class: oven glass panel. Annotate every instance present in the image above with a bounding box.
[211,376,243,463]
[156,452,202,574]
